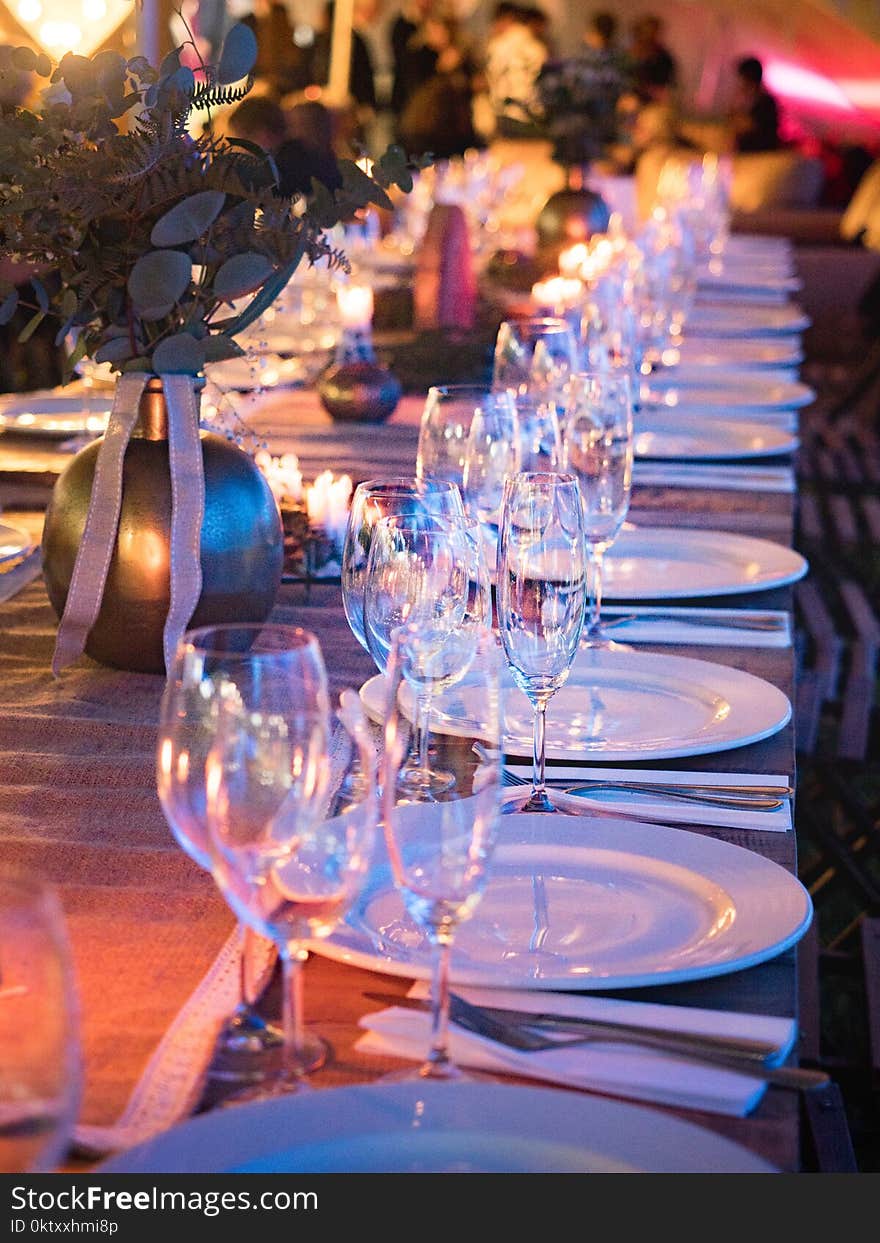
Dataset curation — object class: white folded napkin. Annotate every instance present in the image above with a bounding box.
[498,767,793,832]
[695,286,790,305]
[598,606,792,648]
[633,462,795,493]
[356,984,796,1117]
[650,365,800,387]
[638,405,798,430]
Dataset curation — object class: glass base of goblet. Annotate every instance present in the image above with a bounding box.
[380,1060,501,1085]
[214,1033,331,1106]
[519,787,558,814]
[396,763,456,801]
[207,1006,285,1085]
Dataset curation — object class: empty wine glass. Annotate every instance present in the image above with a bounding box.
[0,864,81,1172]
[562,371,634,641]
[364,515,491,798]
[203,627,377,1099]
[342,477,466,654]
[461,392,520,548]
[497,472,587,812]
[492,317,578,406]
[417,386,505,490]
[513,394,563,471]
[380,622,503,1081]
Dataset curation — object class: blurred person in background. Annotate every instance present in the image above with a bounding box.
[629,14,678,103]
[396,10,481,159]
[389,0,437,125]
[729,55,781,153]
[226,93,342,196]
[483,2,549,139]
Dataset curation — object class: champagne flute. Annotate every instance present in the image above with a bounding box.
[0,864,81,1172]
[416,386,509,491]
[492,316,578,405]
[497,472,587,813]
[204,640,377,1099]
[380,622,503,1081]
[562,371,634,641]
[364,515,491,798]
[342,477,466,655]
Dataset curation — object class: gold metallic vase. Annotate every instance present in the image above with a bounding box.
[41,377,284,674]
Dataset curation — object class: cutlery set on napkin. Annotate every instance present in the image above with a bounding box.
[356,984,817,1117]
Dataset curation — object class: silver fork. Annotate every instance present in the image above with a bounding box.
[499,765,787,811]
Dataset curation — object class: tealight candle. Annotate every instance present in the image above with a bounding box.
[530,276,583,315]
[336,284,374,331]
[558,243,589,278]
[306,469,353,548]
[254,449,303,507]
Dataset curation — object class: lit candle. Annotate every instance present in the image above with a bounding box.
[336,284,374,331]
[306,470,353,547]
[558,243,589,278]
[255,449,303,508]
[530,277,583,315]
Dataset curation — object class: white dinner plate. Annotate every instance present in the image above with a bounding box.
[634,416,798,461]
[0,392,111,437]
[0,522,33,567]
[642,378,815,413]
[696,268,800,295]
[601,525,808,599]
[312,813,811,992]
[99,1081,777,1173]
[672,339,803,368]
[684,304,811,337]
[360,646,791,762]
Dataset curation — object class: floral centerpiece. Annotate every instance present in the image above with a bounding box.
[0,21,426,675]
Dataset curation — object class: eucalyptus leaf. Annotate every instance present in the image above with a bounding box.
[128,250,192,310]
[12,47,37,72]
[219,247,304,338]
[30,276,49,312]
[151,191,226,247]
[17,309,45,343]
[0,290,18,325]
[213,252,274,301]
[152,333,206,375]
[35,52,52,77]
[217,23,258,85]
[203,335,245,362]
[95,336,137,364]
[120,356,153,373]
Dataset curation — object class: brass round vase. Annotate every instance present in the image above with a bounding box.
[536,166,611,252]
[41,377,284,674]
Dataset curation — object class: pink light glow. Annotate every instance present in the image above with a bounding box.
[763,60,856,112]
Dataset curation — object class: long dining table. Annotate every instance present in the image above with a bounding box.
[0,352,811,1174]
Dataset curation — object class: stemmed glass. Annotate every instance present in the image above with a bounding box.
[380,622,503,1080]
[0,864,81,1172]
[492,316,578,405]
[461,394,520,554]
[342,477,466,655]
[158,630,295,1083]
[416,386,511,491]
[497,472,587,813]
[364,515,491,798]
[513,394,563,470]
[562,371,634,641]
[201,625,377,1098]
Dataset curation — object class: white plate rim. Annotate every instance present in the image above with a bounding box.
[97,1080,778,1173]
[686,306,811,336]
[359,646,791,762]
[634,418,799,461]
[601,525,808,599]
[311,814,812,993]
[643,380,815,411]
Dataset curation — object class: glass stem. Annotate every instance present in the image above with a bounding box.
[417,691,432,777]
[426,934,454,1073]
[588,548,604,635]
[532,700,548,800]
[235,922,253,1013]
[280,942,308,1080]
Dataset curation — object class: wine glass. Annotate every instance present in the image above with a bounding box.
[562,371,634,641]
[461,392,520,554]
[342,477,466,655]
[492,317,578,405]
[380,622,503,1080]
[513,394,563,471]
[0,864,81,1172]
[497,472,587,813]
[204,635,377,1099]
[416,386,508,490]
[364,515,491,798]
[156,623,318,1084]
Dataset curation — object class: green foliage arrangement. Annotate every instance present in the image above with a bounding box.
[0,21,426,379]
